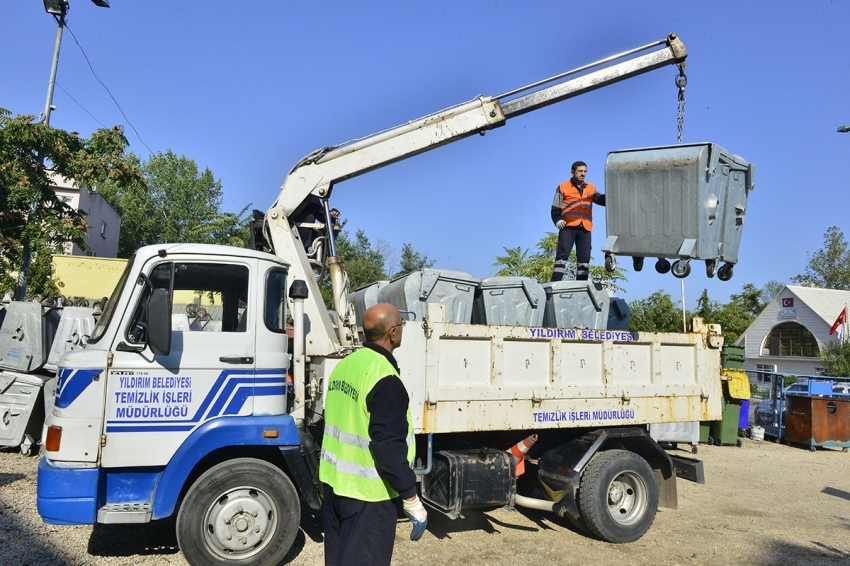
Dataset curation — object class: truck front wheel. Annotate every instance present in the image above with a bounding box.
[176,458,301,566]
[577,449,658,543]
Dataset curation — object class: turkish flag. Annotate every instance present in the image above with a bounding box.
[830,308,847,335]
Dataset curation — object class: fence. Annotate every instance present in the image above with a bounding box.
[745,371,850,439]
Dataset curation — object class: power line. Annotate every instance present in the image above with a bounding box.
[55,82,106,129]
[63,21,154,156]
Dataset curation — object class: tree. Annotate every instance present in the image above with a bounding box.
[628,290,683,333]
[392,243,435,279]
[98,150,246,257]
[712,283,765,344]
[693,289,722,324]
[791,226,850,290]
[493,232,627,293]
[761,280,785,304]
[0,109,143,296]
[819,340,850,378]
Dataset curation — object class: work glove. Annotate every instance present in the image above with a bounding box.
[402,495,428,541]
[556,220,567,230]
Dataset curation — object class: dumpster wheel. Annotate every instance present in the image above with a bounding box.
[577,449,658,543]
[671,260,691,279]
[705,259,717,278]
[632,257,644,272]
[717,263,734,281]
[655,259,671,274]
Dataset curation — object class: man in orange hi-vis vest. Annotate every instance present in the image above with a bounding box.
[550,161,606,281]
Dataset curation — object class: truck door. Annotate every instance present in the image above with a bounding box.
[100,258,262,468]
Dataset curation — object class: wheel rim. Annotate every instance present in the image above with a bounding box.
[202,486,278,560]
[605,471,648,527]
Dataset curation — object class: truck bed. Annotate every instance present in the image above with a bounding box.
[386,303,723,434]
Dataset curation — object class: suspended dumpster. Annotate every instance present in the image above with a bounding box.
[602,143,754,280]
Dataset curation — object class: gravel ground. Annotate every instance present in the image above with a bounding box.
[2,438,849,566]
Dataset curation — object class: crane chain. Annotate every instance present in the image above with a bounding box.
[675,63,687,144]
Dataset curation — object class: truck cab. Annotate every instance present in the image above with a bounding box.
[38,244,303,533]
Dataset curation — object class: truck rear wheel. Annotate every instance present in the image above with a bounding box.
[577,449,658,543]
[176,458,300,566]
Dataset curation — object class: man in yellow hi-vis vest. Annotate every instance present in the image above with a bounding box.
[319,303,427,565]
[550,160,606,281]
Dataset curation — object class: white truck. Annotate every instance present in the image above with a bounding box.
[37,33,726,565]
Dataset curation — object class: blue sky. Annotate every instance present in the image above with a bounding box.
[3,1,849,309]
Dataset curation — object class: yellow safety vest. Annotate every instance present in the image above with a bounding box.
[319,347,415,501]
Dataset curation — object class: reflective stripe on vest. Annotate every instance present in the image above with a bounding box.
[559,180,596,230]
[318,347,415,502]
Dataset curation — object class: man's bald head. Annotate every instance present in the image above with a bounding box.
[363,303,404,350]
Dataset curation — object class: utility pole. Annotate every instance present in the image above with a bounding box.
[15,0,109,300]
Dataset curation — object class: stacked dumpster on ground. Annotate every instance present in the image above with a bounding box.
[0,299,96,454]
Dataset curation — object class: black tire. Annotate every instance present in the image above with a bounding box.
[632,257,644,272]
[671,260,691,279]
[576,450,658,543]
[655,259,671,274]
[717,264,734,281]
[176,458,301,566]
[605,254,616,272]
[705,259,717,278]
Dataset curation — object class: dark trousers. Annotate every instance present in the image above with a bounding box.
[323,483,398,566]
[551,227,591,281]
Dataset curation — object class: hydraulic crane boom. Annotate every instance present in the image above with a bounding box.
[265,33,687,355]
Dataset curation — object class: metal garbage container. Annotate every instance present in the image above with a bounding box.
[602,142,754,281]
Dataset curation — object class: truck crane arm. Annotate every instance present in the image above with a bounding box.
[265,33,687,355]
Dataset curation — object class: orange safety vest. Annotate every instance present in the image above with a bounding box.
[559,180,597,230]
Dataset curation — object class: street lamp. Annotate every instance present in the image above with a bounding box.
[838,125,850,133]
[15,0,110,300]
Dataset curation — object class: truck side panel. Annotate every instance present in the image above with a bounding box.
[393,304,721,434]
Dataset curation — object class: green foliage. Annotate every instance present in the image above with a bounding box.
[628,290,684,332]
[711,283,766,344]
[791,226,850,290]
[393,243,435,279]
[688,284,766,344]
[493,232,627,293]
[761,280,785,303]
[98,150,249,257]
[694,289,722,324]
[320,229,387,309]
[318,231,437,310]
[819,340,850,378]
[0,109,143,296]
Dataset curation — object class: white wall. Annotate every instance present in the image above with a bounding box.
[52,177,121,258]
[741,289,829,377]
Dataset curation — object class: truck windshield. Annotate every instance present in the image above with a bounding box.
[88,254,136,344]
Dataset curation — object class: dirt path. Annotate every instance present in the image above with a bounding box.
[2,438,849,565]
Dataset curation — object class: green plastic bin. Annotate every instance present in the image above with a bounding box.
[721,345,745,369]
[709,400,742,446]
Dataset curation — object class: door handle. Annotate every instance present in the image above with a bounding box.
[219,356,254,364]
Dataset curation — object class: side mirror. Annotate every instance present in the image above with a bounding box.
[147,288,172,356]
